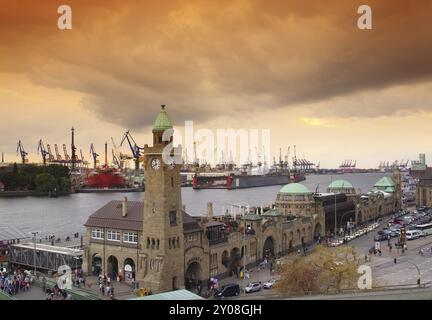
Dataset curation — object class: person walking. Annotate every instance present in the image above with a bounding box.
[41,275,46,292]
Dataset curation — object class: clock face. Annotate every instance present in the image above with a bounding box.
[151,158,161,170]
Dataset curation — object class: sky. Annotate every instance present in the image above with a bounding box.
[0,0,431,168]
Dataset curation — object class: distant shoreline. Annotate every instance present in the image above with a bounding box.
[0,191,71,198]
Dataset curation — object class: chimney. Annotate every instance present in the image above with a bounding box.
[206,202,213,219]
[122,197,128,217]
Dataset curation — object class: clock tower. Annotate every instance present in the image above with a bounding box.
[141,105,184,292]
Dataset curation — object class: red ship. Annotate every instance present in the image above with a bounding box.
[85,167,127,189]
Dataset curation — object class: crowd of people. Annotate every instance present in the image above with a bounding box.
[0,268,34,296]
[97,273,116,300]
[45,284,72,300]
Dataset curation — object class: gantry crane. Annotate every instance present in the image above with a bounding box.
[37,139,50,164]
[120,130,144,170]
[63,144,70,160]
[54,144,62,161]
[46,144,55,161]
[16,140,28,164]
[89,143,99,169]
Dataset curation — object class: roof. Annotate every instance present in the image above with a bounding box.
[12,243,83,257]
[279,183,311,194]
[84,200,202,233]
[374,176,395,187]
[206,220,226,227]
[261,209,282,217]
[373,176,396,193]
[328,179,353,189]
[153,105,173,131]
[84,200,144,231]
[241,214,263,221]
[129,289,204,300]
[0,225,30,241]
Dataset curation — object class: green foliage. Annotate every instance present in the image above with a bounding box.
[59,177,71,192]
[0,164,70,193]
[35,173,57,193]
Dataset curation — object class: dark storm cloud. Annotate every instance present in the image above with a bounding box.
[1,0,432,129]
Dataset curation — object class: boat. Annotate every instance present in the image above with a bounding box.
[78,167,143,193]
[193,171,305,190]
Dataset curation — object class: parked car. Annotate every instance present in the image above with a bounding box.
[406,230,422,240]
[374,234,387,242]
[263,279,276,289]
[245,282,261,293]
[214,283,240,298]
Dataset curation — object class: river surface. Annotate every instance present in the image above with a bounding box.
[0,173,388,238]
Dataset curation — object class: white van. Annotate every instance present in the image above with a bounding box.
[406,230,422,240]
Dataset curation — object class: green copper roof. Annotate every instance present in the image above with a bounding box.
[262,209,282,217]
[153,105,173,131]
[374,176,395,187]
[328,179,354,189]
[279,183,311,194]
[373,176,396,193]
[241,214,263,221]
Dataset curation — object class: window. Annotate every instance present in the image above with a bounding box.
[169,210,177,226]
[123,232,138,244]
[187,234,198,242]
[107,230,120,242]
[91,228,104,240]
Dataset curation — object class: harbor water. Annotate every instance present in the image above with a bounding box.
[0,173,388,239]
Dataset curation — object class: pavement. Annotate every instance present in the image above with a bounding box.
[223,206,432,299]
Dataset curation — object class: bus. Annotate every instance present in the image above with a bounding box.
[415,223,432,237]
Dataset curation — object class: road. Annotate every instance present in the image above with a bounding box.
[224,208,432,299]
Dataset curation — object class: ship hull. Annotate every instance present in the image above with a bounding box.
[193,173,305,190]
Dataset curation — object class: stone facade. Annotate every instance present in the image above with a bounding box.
[82,106,402,295]
[416,169,432,207]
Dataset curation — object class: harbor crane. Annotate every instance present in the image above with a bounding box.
[63,144,70,160]
[46,144,55,161]
[89,143,99,169]
[54,144,62,161]
[111,137,125,169]
[37,139,50,164]
[120,130,144,170]
[16,140,28,164]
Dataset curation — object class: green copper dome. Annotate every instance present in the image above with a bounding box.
[328,179,353,189]
[374,176,395,187]
[373,176,396,192]
[279,183,311,194]
[153,105,173,131]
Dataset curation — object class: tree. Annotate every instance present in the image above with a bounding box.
[35,173,57,193]
[275,245,359,296]
[59,177,71,192]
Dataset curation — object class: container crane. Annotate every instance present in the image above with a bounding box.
[16,140,28,164]
[37,139,50,164]
[89,143,99,169]
[112,149,121,168]
[54,144,62,161]
[120,130,144,170]
[63,144,70,160]
[46,144,55,162]
[111,137,124,170]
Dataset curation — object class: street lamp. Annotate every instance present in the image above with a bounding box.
[406,261,421,287]
[334,182,345,238]
[31,231,38,276]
